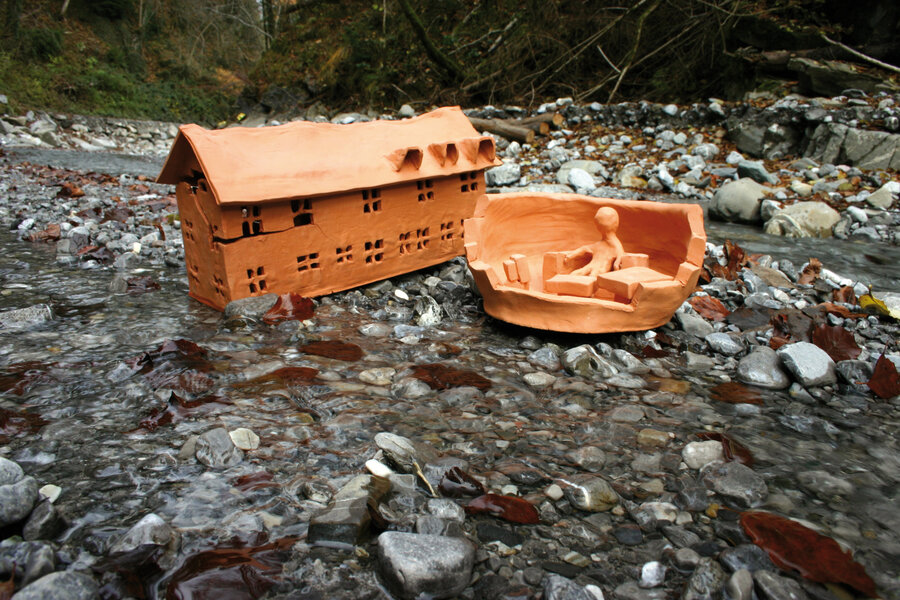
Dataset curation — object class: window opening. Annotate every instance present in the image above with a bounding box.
[297,253,321,272]
[336,245,353,264]
[364,239,384,264]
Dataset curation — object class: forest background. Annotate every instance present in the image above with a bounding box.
[0,0,898,125]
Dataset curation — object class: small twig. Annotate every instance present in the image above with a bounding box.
[820,33,900,75]
[596,45,620,73]
[486,17,518,55]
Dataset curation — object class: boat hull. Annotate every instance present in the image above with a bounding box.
[463,193,706,333]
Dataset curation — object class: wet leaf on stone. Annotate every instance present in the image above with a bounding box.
[690,296,730,321]
[58,181,85,198]
[832,286,857,305]
[797,258,822,285]
[126,339,214,394]
[299,340,363,362]
[0,406,48,443]
[867,354,900,400]
[262,293,314,325]
[127,276,161,295]
[410,363,492,391]
[27,223,61,243]
[696,432,754,467]
[103,206,135,223]
[233,471,278,493]
[713,240,748,281]
[859,292,900,321]
[769,309,813,349]
[80,246,115,263]
[740,511,878,597]
[816,303,868,320]
[237,367,319,388]
[439,466,486,497]
[641,345,669,358]
[709,382,763,405]
[811,324,861,362]
[465,493,539,524]
[647,376,690,394]
[0,361,52,396]
[137,392,228,432]
[165,537,296,600]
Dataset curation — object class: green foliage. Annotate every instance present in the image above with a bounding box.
[88,0,134,20]
[20,27,63,60]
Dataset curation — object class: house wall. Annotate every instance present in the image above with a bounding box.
[178,171,485,310]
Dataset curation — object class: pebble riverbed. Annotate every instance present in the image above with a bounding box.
[0,98,898,600]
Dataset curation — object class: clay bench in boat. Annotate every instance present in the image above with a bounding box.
[464,193,706,333]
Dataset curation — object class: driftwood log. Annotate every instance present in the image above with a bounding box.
[467,117,535,144]
[501,113,566,135]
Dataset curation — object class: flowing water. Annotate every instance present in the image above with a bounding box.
[1,148,898,599]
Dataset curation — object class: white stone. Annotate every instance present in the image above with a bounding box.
[546,483,564,501]
[228,427,260,450]
[366,459,394,478]
[567,168,596,191]
[523,371,556,388]
[682,440,724,469]
[38,484,61,503]
[359,367,396,385]
[640,561,667,588]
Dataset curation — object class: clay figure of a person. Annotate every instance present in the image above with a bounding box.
[564,206,624,277]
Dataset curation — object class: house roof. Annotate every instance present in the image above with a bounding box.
[157,106,501,205]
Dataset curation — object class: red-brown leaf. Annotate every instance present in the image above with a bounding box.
[127,276,161,294]
[867,355,900,399]
[709,382,763,405]
[797,258,822,285]
[817,303,868,319]
[769,309,813,349]
[690,296,730,321]
[811,324,861,362]
[740,511,878,597]
[696,432,754,466]
[832,286,857,305]
[465,493,539,524]
[0,572,14,600]
[262,293,314,324]
[411,363,492,391]
[439,467,486,497]
[58,181,84,197]
[300,340,363,361]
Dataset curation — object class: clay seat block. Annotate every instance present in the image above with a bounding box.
[596,266,670,299]
[545,274,597,297]
[620,253,649,269]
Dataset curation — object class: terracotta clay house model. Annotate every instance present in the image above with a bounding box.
[157,106,500,311]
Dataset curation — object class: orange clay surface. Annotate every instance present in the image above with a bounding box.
[464,193,706,333]
[157,107,500,310]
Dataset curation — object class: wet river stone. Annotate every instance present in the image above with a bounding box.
[543,574,605,600]
[195,427,243,468]
[563,476,619,512]
[376,531,475,599]
[682,441,724,469]
[736,346,791,389]
[776,342,837,387]
[375,432,420,472]
[703,462,768,508]
[0,475,38,527]
[684,558,728,600]
[10,570,99,600]
[309,475,390,545]
[0,304,53,329]
[753,570,809,600]
[0,457,24,485]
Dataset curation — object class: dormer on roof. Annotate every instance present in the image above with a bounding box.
[157,106,500,311]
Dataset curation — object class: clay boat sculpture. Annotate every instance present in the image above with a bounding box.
[463,193,706,333]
